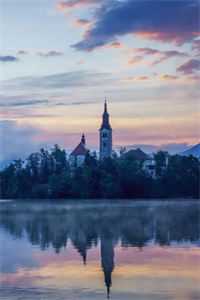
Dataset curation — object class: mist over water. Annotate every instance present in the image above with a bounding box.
[0,201,200,300]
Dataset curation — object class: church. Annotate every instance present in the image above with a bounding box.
[69,100,112,167]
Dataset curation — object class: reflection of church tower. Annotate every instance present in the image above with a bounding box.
[99,100,112,160]
[101,235,115,299]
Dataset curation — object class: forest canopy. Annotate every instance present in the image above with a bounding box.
[0,145,199,199]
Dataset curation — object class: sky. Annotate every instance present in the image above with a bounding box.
[0,0,200,163]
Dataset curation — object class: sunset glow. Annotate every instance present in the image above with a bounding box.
[0,0,199,162]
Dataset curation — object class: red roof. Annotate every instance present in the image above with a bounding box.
[71,142,88,156]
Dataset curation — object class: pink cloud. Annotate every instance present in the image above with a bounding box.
[123,74,177,83]
[192,39,200,55]
[109,41,123,49]
[137,76,149,81]
[128,56,144,65]
[77,59,85,65]
[177,59,200,74]
[74,18,91,28]
[57,0,100,11]
[134,48,159,56]
[135,31,200,46]
[133,48,188,66]
[159,74,178,81]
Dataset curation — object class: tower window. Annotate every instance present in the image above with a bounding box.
[103,132,107,138]
[103,142,107,148]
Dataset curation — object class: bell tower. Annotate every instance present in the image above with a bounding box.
[99,100,112,160]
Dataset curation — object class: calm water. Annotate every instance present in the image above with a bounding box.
[0,201,200,300]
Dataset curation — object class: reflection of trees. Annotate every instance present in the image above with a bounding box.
[0,203,199,297]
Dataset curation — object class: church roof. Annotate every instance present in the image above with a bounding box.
[71,134,88,156]
[71,142,88,156]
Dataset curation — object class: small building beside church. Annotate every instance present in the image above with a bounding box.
[143,158,156,178]
[69,134,88,167]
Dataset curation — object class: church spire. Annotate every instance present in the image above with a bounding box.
[104,98,107,113]
[99,100,112,160]
[81,133,86,146]
[100,99,111,130]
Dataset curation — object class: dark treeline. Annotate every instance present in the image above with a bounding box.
[0,144,199,199]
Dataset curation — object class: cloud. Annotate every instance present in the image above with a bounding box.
[57,0,100,10]
[0,55,18,62]
[188,74,200,81]
[177,59,200,74]
[123,73,178,83]
[159,74,178,81]
[135,48,159,56]
[128,55,144,65]
[137,76,149,81]
[131,76,150,81]
[72,0,199,51]
[0,120,40,164]
[0,99,48,107]
[192,39,200,55]
[37,50,64,57]
[122,75,151,83]
[1,71,113,91]
[17,50,29,55]
[77,59,85,65]
[129,48,188,66]
[137,48,187,64]
[108,41,123,49]
[55,100,94,106]
[152,50,187,65]
[74,18,91,27]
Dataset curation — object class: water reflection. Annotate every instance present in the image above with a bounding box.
[0,202,200,299]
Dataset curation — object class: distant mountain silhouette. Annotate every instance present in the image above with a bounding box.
[116,143,189,154]
[181,143,200,159]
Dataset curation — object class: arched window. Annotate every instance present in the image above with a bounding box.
[103,142,106,148]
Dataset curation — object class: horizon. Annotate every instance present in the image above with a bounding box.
[0,0,199,164]
[0,139,197,169]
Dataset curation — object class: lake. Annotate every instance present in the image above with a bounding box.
[0,200,200,300]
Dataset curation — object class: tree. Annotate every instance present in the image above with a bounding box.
[51,144,67,174]
[0,145,199,200]
[154,151,168,177]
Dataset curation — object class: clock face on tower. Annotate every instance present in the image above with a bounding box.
[100,101,112,160]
